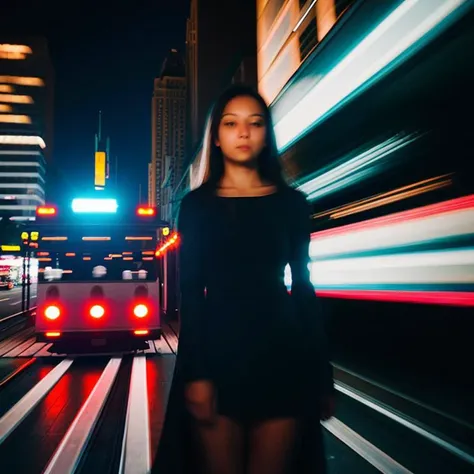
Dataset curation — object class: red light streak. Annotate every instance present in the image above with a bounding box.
[311,194,474,240]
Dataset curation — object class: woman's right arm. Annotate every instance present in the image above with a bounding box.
[178,193,216,423]
[177,192,211,382]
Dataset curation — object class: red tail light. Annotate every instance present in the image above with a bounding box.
[89,304,105,319]
[137,207,155,216]
[133,304,148,318]
[44,305,60,320]
[37,205,57,216]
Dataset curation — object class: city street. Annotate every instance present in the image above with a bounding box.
[0,286,36,321]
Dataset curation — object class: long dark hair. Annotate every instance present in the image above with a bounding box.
[194,84,287,190]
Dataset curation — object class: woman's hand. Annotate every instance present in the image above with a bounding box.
[320,394,336,421]
[184,380,217,425]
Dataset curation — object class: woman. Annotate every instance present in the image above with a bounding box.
[153,84,335,474]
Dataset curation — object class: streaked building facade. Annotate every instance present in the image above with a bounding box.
[255,0,468,170]
[255,0,474,325]
[149,49,186,226]
[0,37,54,221]
[257,0,353,105]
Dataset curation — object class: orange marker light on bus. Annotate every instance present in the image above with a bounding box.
[36,205,57,216]
[137,207,155,216]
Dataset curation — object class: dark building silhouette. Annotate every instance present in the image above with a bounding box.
[184,0,257,190]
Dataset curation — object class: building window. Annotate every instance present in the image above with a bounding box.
[299,20,318,61]
[260,0,286,37]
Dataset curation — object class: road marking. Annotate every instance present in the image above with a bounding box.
[0,358,36,388]
[0,327,34,357]
[0,358,74,444]
[162,325,178,353]
[323,417,413,473]
[43,357,122,474]
[3,336,36,357]
[0,306,37,324]
[333,362,474,430]
[335,382,474,465]
[153,338,174,355]
[119,355,151,474]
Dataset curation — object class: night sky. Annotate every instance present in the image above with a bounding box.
[3,1,190,206]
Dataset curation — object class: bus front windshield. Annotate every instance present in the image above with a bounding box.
[37,250,157,283]
[33,222,159,283]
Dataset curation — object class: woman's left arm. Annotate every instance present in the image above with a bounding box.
[288,191,335,399]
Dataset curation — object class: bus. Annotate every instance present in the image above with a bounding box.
[25,197,168,349]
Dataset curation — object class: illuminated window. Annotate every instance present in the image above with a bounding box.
[0,85,13,93]
[0,115,31,124]
[0,76,44,86]
[0,104,12,112]
[0,52,26,60]
[259,38,300,105]
[0,94,33,104]
[259,0,286,39]
[0,44,32,60]
[0,44,32,54]
[259,6,292,75]
[0,135,46,148]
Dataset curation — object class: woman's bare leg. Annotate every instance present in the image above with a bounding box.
[247,417,298,474]
[195,415,245,474]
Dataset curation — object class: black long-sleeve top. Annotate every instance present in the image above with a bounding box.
[176,185,334,401]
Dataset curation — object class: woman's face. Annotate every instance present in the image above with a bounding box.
[216,95,267,166]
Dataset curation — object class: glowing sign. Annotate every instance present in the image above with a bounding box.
[95,151,106,188]
[72,198,118,214]
[1,245,20,251]
[21,232,29,240]
[162,227,170,236]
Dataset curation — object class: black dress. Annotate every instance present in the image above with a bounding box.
[152,184,334,473]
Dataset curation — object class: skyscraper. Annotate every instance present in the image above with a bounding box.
[149,49,186,224]
[0,37,54,221]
